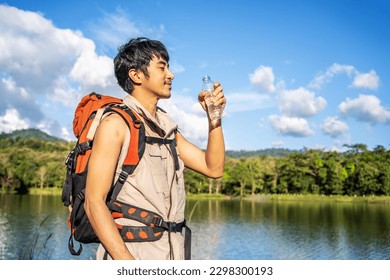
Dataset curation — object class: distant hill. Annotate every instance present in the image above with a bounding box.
[0,129,296,157]
[226,148,297,158]
[0,128,63,142]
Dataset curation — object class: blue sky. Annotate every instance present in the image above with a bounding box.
[0,0,389,151]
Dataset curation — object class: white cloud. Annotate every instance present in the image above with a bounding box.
[0,108,30,133]
[328,63,356,76]
[2,76,30,99]
[249,65,276,93]
[61,127,73,141]
[268,115,314,137]
[49,77,81,107]
[321,116,349,138]
[0,4,120,138]
[308,63,380,91]
[0,4,191,141]
[308,63,355,90]
[279,87,327,117]
[0,4,99,86]
[339,94,390,124]
[351,70,379,89]
[0,76,44,122]
[0,6,90,88]
[70,46,114,88]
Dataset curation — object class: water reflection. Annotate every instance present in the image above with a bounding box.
[0,194,98,260]
[1,194,390,260]
[186,199,390,260]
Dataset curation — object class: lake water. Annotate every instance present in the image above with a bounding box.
[1,194,390,260]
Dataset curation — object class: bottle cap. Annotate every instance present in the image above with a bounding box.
[202,75,211,82]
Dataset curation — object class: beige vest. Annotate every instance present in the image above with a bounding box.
[96,95,186,260]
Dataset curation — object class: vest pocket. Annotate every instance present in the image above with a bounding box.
[147,145,166,176]
[147,145,170,204]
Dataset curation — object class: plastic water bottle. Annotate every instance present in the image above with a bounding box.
[202,75,222,121]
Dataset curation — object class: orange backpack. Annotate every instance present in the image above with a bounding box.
[62,92,146,255]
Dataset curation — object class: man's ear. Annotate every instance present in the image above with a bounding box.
[128,69,142,84]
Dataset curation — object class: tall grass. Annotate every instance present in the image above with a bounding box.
[19,215,53,260]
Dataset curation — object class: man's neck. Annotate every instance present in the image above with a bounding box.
[131,90,158,117]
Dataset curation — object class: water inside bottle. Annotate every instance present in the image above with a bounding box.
[205,94,221,121]
[202,75,222,121]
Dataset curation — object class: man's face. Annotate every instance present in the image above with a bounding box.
[142,55,174,99]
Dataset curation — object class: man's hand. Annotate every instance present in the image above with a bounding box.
[198,81,227,114]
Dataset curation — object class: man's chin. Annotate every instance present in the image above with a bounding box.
[163,92,172,99]
[158,93,171,100]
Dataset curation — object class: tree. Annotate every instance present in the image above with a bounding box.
[229,158,251,196]
[323,152,345,195]
[184,168,208,194]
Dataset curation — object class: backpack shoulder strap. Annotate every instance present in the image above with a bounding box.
[86,107,106,140]
[145,135,180,171]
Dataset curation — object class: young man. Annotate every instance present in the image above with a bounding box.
[84,37,226,260]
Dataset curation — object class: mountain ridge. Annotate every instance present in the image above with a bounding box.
[0,128,64,142]
[0,128,297,157]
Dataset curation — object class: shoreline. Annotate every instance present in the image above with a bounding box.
[187,193,390,204]
[2,188,390,204]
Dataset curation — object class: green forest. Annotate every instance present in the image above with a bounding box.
[1,129,389,197]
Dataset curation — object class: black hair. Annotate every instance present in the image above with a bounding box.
[114,37,170,94]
